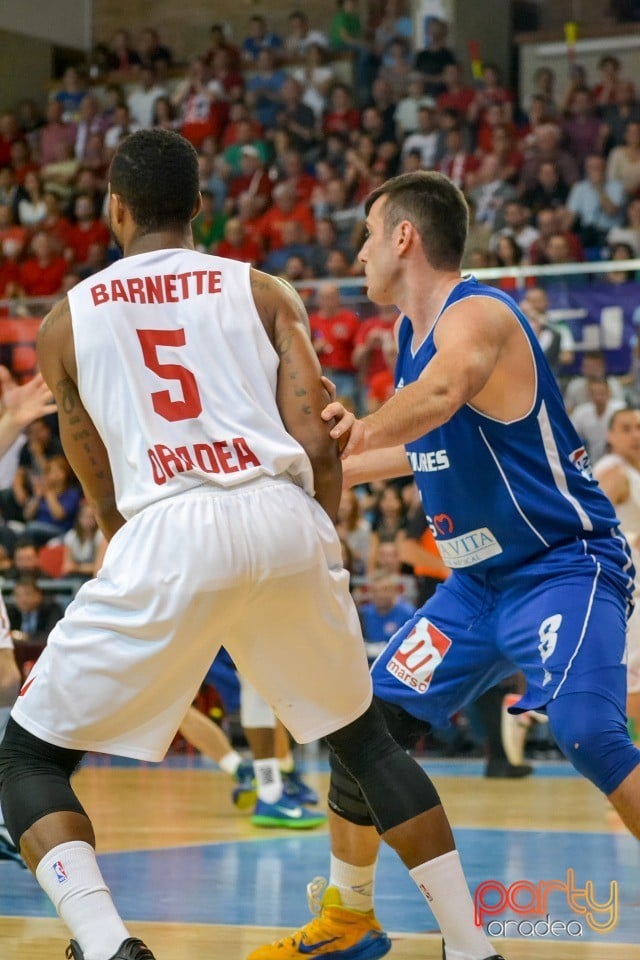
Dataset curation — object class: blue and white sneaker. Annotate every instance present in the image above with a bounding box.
[251,792,327,829]
[231,759,257,810]
[282,768,319,805]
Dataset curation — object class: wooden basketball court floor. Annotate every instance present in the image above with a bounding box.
[1,752,638,960]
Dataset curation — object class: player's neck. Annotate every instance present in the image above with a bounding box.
[401,269,462,339]
[124,228,195,258]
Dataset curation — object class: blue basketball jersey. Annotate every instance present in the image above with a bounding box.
[396,277,628,579]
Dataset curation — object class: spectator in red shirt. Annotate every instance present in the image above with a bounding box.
[593,55,635,109]
[203,23,242,71]
[64,194,110,266]
[322,83,361,136]
[0,246,21,300]
[309,282,360,405]
[226,145,272,214]
[468,63,514,126]
[436,63,476,117]
[257,182,315,251]
[9,140,38,186]
[215,217,262,265]
[236,191,266,249]
[19,231,68,296]
[0,112,19,167]
[278,148,316,202]
[352,302,398,399]
[437,127,479,190]
[209,48,244,102]
[39,100,77,168]
[0,203,28,261]
[528,207,584,265]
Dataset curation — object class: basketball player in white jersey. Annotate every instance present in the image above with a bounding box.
[594,406,640,743]
[0,131,500,960]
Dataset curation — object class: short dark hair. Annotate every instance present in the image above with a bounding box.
[15,573,42,592]
[109,129,199,232]
[364,171,468,270]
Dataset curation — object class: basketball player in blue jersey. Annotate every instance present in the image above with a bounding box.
[250,171,640,960]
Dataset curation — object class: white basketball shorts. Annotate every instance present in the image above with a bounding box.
[11,478,372,760]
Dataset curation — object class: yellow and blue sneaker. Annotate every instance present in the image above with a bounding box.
[246,878,391,959]
[251,794,327,829]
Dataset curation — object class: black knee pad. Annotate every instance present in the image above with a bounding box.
[325,699,441,834]
[0,717,87,847]
[328,751,374,827]
[327,698,432,828]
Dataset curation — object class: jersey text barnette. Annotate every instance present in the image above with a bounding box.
[91,271,222,306]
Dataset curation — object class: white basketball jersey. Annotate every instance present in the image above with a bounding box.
[68,248,315,518]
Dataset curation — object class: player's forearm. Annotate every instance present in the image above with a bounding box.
[362,377,462,450]
[310,453,343,522]
[342,445,410,487]
[90,495,126,542]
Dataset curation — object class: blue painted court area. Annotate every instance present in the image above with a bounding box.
[2,827,637,945]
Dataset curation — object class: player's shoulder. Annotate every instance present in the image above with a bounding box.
[250,267,309,327]
[37,295,71,350]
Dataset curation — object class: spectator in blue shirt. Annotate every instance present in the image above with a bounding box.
[359,571,416,660]
[241,15,283,64]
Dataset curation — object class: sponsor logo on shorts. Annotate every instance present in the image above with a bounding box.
[436,526,503,568]
[53,861,69,884]
[386,618,452,693]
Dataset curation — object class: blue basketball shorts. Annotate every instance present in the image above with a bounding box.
[371,538,632,729]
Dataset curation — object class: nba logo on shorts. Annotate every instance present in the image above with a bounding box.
[386,618,452,693]
[53,860,69,884]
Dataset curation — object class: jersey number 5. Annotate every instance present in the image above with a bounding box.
[137,328,203,422]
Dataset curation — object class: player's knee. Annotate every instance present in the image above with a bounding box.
[548,694,640,794]
[0,717,87,848]
[325,700,441,833]
[328,751,374,827]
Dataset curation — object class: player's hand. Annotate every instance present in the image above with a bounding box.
[321,400,366,458]
[0,370,56,428]
[320,375,337,401]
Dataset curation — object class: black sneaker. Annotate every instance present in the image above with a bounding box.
[0,825,26,868]
[484,759,533,778]
[442,941,507,959]
[66,938,156,959]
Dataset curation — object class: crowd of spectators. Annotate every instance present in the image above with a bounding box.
[1,5,639,761]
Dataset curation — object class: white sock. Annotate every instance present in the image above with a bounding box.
[36,841,130,960]
[254,759,283,803]
[409,851,494,960]
[329,854,376,912]
[218,750,243,776]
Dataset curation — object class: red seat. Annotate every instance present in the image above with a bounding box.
[37,543,66,579]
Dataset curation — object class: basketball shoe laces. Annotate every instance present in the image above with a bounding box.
[270,877,336,950]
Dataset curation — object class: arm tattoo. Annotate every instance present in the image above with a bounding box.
[57,377,77,416]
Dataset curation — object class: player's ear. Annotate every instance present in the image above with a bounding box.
[191,192,203,221]
[109,190,126,225]
[397,219,413,254]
